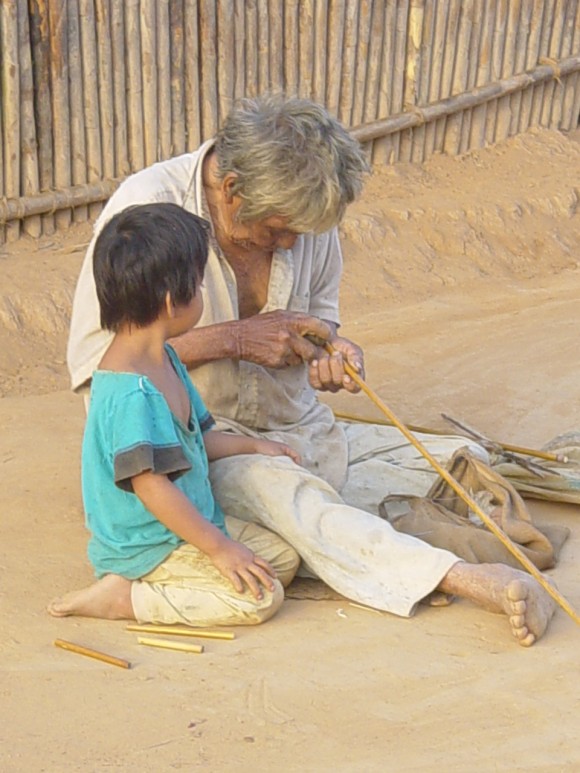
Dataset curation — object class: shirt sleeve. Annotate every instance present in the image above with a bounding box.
[308,228,343,326]
[111,385,192,492]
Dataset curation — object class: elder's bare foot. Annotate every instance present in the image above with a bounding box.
[47,574,134,620]
[439,562,556,647]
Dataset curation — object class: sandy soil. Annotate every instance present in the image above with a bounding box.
[1,128,580,772]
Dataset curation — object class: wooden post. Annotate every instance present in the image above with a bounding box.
[459,0,483,155]
[351,0,373,130]
[338,0,359,127]
[184,0,201,151]
[400,0,424,162]
[561,1,580,130]
[298,0,315,99]
[244,0,258,97]
[28,0,55,235]
[169,0,186,156]
[125,0,145,170]
[269,0,284,92]
[483,0,507,145]
[217,0,235,125]
[424,0,450,158]
[494,0,522,143]
[411,0,435,162]
[257,0,270,93]
[17,0,42,237]
[436,0,460,154]
[111,0,130,176]
[541,0,566,128]
[233,0,246,99]
[518,0,547,133]
[140,0,158,165]
[549,0,578,129]
[530,0,554,127]
[444,1,475,156]
[373,1,397,164]
[509,0,533,139]
[312,0,328,105]
[361,0,385,127]
[157,0,172,158]
[324,0,345,113]
[199,0,218,139]
[1,0,21,241]
[80,0,104,218]
[96,0,115,179]
[48,0,72,229]
[67,0,88,223]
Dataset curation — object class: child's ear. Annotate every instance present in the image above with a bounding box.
[164,291,175,318]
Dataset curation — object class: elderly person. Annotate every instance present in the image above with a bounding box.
[67,95,554,646]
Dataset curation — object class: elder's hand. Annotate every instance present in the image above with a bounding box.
[237,310,332,368]
[308,336,365,393]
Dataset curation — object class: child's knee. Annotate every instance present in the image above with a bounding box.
[276,544,301,588]
[253,578,285,623]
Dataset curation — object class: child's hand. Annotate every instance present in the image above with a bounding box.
[209,539,277,600]
[252,438,301,465]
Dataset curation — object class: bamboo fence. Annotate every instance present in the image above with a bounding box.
[1,0,579,242]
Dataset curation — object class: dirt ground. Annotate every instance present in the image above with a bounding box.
[1,128,580,772]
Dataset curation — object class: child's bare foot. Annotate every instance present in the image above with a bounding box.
[47,574,135,620]
[438,562,556,647]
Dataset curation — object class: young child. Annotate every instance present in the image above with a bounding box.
[48,203,301,627]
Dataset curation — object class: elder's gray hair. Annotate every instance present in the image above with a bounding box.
[214,94,369,233]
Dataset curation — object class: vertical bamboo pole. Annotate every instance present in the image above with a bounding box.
[216,0,235,125]
[312,0,329,106]
[529,0,553,127]
[435,0,460,153]
[424,0,450,158]
[561,1,580,130]
[233,0,246,100]
[351,0,372,129]
[0,6,4,243]
[157,0,172,158]
[284,0,299,96]
[459,0,483,154]
[257,0,270,93]
[80,0,104,215]
[325,0,345,114]
[549,0,577,129]
[170,0,186,155]
[362,0,386,126]
[494,0,522,143]
[444,0,474,156]
[509,0,533,138]
[183,0,201,151]
[245,0,258,97]
[541,0,566,128]
[96,0,115,179]
[140,0,158,165]
[518,0,545,133]
[48,0,72,229]
[0,0,20,240]
[298,0,315,99]
[110,0,129,176]
[389,0,410,161]
[338,0,359,127]
[268,0,284,92]
[373,0,397,164]
[199,0,218,139]
[124,0,145,170]
[400,0,424,162]
[411,0,435,162]
[67,0,88,223]
[484,0,508,145]
[18,0,42,237]
[28,0,55,235]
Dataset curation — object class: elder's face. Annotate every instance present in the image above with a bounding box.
[229,209,300,252]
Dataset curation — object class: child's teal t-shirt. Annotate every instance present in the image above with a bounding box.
[82,344,227,579]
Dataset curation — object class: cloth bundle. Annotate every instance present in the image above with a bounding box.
[379,448,570,571]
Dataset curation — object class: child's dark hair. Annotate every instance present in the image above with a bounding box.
[93,203,209,331]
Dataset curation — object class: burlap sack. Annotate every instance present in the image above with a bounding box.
[379,448,569,571]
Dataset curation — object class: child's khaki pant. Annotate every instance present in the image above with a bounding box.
[130,516,300,627]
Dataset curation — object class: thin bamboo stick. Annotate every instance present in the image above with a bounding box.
[459,0,483,154]
[17,0,42,237]
[423,0,449,159]
[373,1,398,164]
[48,0,72,229]
[444,0,474,156]
[0,179,119,224]
[111,0,130,176]
[124,0,145,170]
[324,0,345,113]
[338,0,359,127]
[217,0,235,125]
[244,0,258,98]
[169,0,186,155]
[126,624,235,640]
[28,0,55,235]
[312,0,329,105]
[233,0,246,99]
[1,0,21,241]
[184,0,201,151]
[140,0,158,165]
[268,0,283,91]
[157,0,172,159]
[411,0,435,162]
[400,0,423,162]
[518,0,546,133]
[137,637,204,654]
[96,0,115,179]
[257,0,270,93]
[67,0,88,224]
[351,0,373,130]
[298,0,315,100]
[284,0,299,96]
[326,345,580,628]
[80,0,104,217]
[54,638,131,669]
